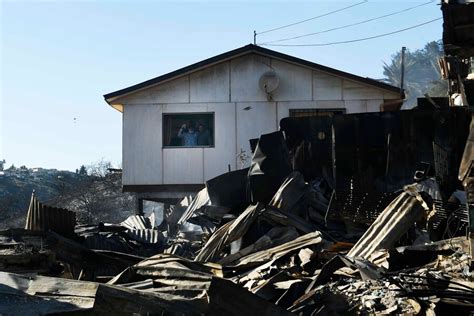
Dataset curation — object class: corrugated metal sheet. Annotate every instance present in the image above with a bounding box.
[82,233,136,253]
[178,188,210,225]
[119,215,162,244]
[348,185,430,260]
[74,224,100,237]
[120,215,152,230]
[121,279,155,291]
[125,229,161,244]
[24,192,76,236]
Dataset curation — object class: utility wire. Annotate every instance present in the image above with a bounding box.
[260,17,442,47]
[260,0,435,45]
[257,0,368,35]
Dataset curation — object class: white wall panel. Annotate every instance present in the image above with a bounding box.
[313,71,343,100]
[344,100,368,114]
[123,104,163,185]
[203,103,236,180]
[343,79,384,100]
[162,103,207,113]
[230,55,270,102]
[367,99,383,112]
[190,62,230,103]
[163,148,204,184]
[119,76,190,104]
[236,102,277,167]
[383,91,401,100]
[271,59,312,101]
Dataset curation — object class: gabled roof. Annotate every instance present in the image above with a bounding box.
[104,44,401,105]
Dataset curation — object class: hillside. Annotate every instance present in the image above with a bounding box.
[0,167,136,229]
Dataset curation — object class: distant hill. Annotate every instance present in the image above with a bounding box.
[0,167,136,229]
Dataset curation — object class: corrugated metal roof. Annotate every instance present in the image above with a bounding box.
[120,215,152,230]
[348,185,430,260]
[125,229,161,244]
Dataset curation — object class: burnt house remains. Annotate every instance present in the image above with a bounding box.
[1,1,473,314]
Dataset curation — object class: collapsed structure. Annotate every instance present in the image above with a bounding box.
[1,1,474,314]
[1,105,472,315]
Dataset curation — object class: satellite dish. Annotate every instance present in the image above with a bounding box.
[259,70,279,93]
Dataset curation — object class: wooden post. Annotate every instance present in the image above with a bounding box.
[400,46,406,98]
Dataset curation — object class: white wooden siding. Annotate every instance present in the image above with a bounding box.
[123,104,162,185]
[236,102,277,167]
[190,62,230,103]
[163,148,204,184]
[203,103,237,180]
[230,55,270,102]
[313,71,343,100]
[120,53,401,186]
[120,76,190,104]
[271,59,312,101]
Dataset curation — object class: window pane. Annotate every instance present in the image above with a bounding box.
[163,113,214,147]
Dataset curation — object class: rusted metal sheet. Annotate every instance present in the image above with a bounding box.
[24,192,75,236]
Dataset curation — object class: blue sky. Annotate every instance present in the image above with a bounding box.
[1,0,442,171]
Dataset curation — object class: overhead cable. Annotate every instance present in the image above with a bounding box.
[260,17,442,47]
[257,0,368,35]
[260,0,435,44]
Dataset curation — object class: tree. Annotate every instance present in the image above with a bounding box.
[383,40,448,108]
[78,165,87,175]
[49,159,133,224]
[86,159,112,178]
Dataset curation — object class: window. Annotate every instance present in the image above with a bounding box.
[289,108,345,118]
[163,113,215,147]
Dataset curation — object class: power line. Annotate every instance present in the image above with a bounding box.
[260,17,442,47]
[260,0,435,45]
[257,0,368,35]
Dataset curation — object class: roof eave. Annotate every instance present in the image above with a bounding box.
[103,44,401,107]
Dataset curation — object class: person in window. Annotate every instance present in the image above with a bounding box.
[197,123,212,146]
[178,123,198,146]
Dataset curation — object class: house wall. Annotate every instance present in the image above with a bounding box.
[120,53,400,186]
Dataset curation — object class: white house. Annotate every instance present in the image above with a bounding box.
[104,44,402,204]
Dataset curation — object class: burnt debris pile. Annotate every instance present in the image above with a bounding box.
[1,108,473,315]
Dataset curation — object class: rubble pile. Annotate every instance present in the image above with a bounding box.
[0,109,473,315]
